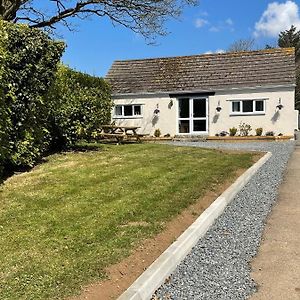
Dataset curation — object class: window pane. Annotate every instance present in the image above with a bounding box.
[115,106,122,116]
[242,100,253,112]
[193,120,206,132]
[179,120,190,133]
[232,101,240,112]
[124,105,133,116]
[179,98,190,118]
[193,99,206,117]
[255,100,264,112]
[134,105,141,115]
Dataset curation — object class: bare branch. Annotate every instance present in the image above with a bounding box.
[0,0,197,40]
[227,39,256,53]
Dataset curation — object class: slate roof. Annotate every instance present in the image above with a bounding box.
[106,48,295,95]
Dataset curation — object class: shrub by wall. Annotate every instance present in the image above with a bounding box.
[0,20,65,177]
[45,65,113,149]
[0,22,9,177]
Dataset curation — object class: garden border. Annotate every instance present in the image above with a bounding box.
[118,151,272,300]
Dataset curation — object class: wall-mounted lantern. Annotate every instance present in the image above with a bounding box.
[154,104,160,116]
[276,98,284,110]
[168,99,174,109]
[216,100,222,113]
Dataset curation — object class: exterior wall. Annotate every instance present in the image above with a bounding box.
[112,86,298,137]
[112,96,177,136]
[209,87,298,136]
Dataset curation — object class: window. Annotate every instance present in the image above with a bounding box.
[230,99,265,115]
[114,105,142,118]
[255,101,264,112]
[242,100,253,113]
[115,106,122,116]
[124,105,132,116]
[232,101,240,112]
[134,105,141,115]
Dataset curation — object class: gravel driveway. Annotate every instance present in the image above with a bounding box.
[154,141,295,300]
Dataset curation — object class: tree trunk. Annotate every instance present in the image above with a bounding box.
[0,1,22,21]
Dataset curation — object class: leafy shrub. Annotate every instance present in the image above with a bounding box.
[154,129,161,137]
[0,20,65,177]
[229,127,237,136]
[239,122,252,136]
[255,127,263,136]
[45,65,112,149]
[265,131,274,136]
[0,24,9,177]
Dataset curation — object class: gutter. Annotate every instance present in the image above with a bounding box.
[112,84,296,99]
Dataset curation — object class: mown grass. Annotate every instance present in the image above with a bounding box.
[0,143,255,299]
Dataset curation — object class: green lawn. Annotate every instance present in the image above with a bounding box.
[0,143,255,299]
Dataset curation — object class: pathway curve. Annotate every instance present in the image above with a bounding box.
[250,140,300,300]
[154,141,295,300]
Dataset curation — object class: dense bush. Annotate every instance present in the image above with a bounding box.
[0,20,65,177]
[0,22,113,179]
[229,127,237,136]
[45,65,112,149]
[265,131,274,136]
[255,127,263,136]
[154,128,161,137]
[0,23,9,177]
[239,122,252,136]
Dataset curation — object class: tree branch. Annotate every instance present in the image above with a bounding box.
[1,0,197,40]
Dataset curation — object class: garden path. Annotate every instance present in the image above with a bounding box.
[251,139,300,300]
[155,141,295,299]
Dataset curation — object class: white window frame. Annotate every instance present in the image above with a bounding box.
[113,104,143,119]
[229,99,266,116]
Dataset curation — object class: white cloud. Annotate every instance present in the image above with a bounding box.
[208,20,234,33]
[200,11,209,17]
[195,18,209,28]
[209,26,220,32]
[254,1,300,37]
[204,49,225,54]
[225,18,234,26]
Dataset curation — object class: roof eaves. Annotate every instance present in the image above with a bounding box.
[111,83,296,98]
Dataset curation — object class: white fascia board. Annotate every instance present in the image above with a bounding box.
[112,84,295,99]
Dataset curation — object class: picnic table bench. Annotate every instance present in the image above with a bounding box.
[99,125,144,144]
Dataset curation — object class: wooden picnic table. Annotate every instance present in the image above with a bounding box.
[99,125,142,144]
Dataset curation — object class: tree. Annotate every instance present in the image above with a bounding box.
[265,43,276,49]
[0,0,197,40]
[278,25,300,63]
[227,38,255,52]
[296,71,300,110]
[278,26,300,111]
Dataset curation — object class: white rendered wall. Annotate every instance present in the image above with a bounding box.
[112,86,298,136]
[112,96,177,136]
[209,87,297,136]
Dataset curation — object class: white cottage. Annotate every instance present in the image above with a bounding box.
[106,48,298,137]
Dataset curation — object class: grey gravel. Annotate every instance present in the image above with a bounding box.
[154,141,295,300]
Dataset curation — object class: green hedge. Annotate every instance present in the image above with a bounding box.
[45,65,113,149]
[0,21,65,177]
[0,21,113,179]
[0,23,9,177]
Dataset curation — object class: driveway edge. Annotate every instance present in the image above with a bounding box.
[118,151,272,300]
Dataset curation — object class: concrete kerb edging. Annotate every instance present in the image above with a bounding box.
[118,151,273,300]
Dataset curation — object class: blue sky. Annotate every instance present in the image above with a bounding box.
[56,0,300,77]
